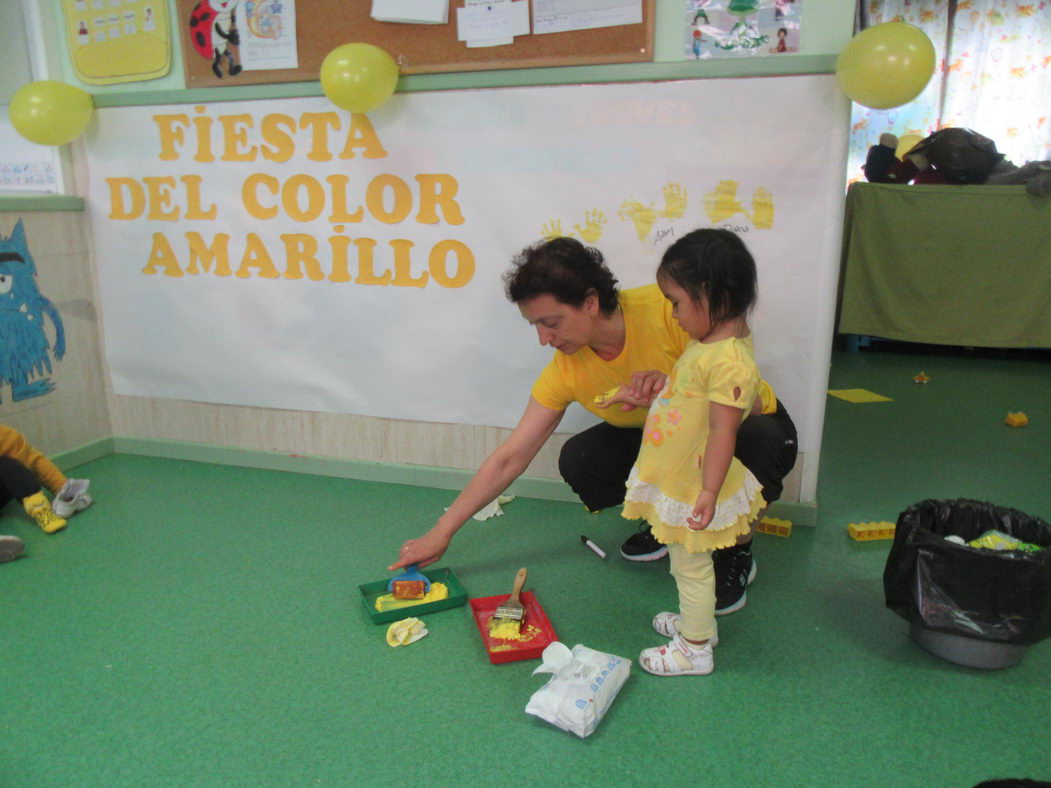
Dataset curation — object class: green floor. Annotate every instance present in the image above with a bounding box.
[2,348,1049,787]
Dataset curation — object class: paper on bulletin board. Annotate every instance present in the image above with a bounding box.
[372,0,448,24]
[236,0,299,71]
[61,0,171,84]
[533,0,642,34]
[683,0,802,60]
[459,0,529,47]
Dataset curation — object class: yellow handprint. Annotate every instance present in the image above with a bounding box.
[749,187,775,229]
[618,200,657,241]
[703,180,748,224]
[573,210,607,243]
[540,218,570,240]
[657,182,688,219]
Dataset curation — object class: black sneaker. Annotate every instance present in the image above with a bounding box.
[620,524,669,561]
[713,542,756,615]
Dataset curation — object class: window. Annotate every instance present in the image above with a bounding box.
[847,0,1051,183]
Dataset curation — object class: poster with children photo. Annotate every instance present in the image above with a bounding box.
[683,0,801,60]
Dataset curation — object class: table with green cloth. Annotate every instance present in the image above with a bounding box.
[838,182,1051,348]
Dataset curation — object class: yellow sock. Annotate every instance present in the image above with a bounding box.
[23,492,67,534]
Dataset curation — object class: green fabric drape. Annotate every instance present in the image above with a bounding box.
[838,182,1051,348]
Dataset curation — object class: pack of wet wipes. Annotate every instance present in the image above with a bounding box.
[525,641,630,738]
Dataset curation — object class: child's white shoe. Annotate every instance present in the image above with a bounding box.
[52,479,92,519]
[651,611,718,646]
[640,633,714,676]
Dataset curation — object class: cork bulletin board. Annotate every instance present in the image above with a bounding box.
[176,0,655,88]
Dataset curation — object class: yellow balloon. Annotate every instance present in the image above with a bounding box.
[895,133,924,159]
[8,80,94,146]
[320,43,399,113]
[836,22,936,110]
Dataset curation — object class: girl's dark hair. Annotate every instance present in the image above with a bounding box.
[504,237,620,315]
[657,229,757,323]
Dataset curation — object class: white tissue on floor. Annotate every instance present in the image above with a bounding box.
[473,494,515,521]
[444,495,516,521]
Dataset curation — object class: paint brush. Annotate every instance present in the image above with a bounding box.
[488,567,527,638]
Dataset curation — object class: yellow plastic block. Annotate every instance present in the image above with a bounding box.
[1004,411,1029,427]
[757,516,792,538]
[848,521,897,541]
[913,371,930,384]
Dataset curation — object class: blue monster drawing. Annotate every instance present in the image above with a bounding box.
[0,219,65,401]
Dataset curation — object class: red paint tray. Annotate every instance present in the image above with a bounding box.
[469,591,557,664]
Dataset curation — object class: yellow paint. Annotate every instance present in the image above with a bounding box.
[617,200,657,241]
[593,386,621,406]
[374,582,449,612]
[574,210,607,243]
[750,188,775,229]
[487,621,543,649]
[656,183,688,220]
[540,218,566,240]
[487,616,523,640]
[703,180,747,224]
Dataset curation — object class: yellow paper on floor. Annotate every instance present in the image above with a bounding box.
[827,388,893,403]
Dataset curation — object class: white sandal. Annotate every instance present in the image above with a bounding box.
[639,633,714,676]
[651,612,718,646]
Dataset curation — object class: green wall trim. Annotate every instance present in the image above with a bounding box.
[52,437,115,472]
[92,55,838,108]
[105,435,816,524]
[0,195,85,212]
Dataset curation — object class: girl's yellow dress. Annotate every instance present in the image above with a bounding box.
[622,336,766,552]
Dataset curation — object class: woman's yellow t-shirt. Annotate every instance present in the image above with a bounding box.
[529,284,776,428]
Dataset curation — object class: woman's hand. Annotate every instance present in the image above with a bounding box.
[389,528,451,571]
[626,370,667,407]
[595,370,667,411]
[687,489,717,530]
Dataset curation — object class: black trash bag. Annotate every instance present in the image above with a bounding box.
[907,128,1005,184]
[884,498,1051,647]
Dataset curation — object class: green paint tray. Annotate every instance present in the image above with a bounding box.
[359,567,468,624]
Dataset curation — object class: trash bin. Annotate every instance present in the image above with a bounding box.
[883,498,1051,669]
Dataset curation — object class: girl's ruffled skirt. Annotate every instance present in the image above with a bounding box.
[622,467,766,553]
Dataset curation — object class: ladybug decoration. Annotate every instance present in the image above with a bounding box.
[188,0,243,79]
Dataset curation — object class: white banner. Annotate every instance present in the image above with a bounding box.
[85,77,848,487]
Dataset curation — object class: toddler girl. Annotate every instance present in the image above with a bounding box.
[621,229,766,676]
